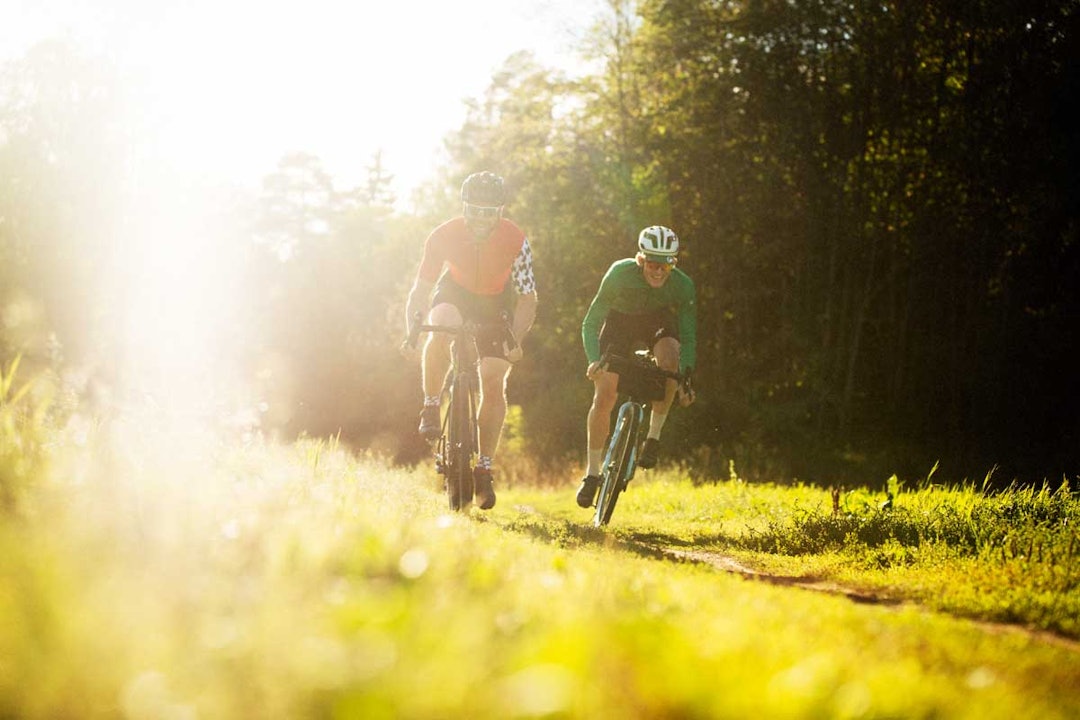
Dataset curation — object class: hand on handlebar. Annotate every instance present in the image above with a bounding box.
[499,311,523,363]
[399,336,420,360]
[400,311,424,359]
[677,372,695,407]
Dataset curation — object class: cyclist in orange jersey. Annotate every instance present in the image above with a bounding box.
[403,171,537,509]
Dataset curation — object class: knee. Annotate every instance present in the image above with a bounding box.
[592,386,617,412]
[653,337,680,371]
[428,303,462,325]
[480,366,510,401]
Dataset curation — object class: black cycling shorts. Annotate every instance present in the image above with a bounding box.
[598,309,679,359]
[431,274,515,360]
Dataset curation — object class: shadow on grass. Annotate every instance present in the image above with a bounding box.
[493,511,606,548]
[614,529,901,605]
[494,512,899,607]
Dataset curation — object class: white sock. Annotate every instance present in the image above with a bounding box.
[647,412,667,441]
[586,449,603,477]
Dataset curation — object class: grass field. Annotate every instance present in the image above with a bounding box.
[2,389,1079,720]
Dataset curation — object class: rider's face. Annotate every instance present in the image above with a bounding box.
[464,203,501,240]
[642,260,674,287]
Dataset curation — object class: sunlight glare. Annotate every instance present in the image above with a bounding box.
[7,0,599,207]
[117,181,245,422]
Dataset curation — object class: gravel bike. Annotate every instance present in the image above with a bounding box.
[593,351,690,527]
[408,314,516,511]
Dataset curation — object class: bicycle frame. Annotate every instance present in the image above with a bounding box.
[413,323,480,511]
[593,398,645,526]
[410,315,515,511]
[592,351,687,527]
[442,335,480,511]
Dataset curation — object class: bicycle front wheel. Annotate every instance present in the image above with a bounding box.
[593,403,640,527]
[444,375,476,511]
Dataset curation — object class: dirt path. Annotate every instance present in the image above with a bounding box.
[662,547,899,605]
[502,505,1078,652]
[657,545,1080,653]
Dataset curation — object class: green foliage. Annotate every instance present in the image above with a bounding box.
[2,11,1078,713]
[242,152,426,459]
[4,435,1080,719]
[507,466,1080,639]
[432,0,1080,484]
[651,472,1080,638]
[2,6,1077,487]
[0,40,130,366]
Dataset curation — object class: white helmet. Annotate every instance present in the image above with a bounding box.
[637,225,679,264]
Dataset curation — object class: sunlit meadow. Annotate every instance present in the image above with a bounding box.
[2,366,1080,719]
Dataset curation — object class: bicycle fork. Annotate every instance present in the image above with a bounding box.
[605,401,644,488]
[435,373,476,476]
[434,372,457,476]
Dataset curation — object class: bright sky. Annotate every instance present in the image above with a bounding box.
[3,0,600,207]
[2,0,604,413]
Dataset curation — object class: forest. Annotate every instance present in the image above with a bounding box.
[2,0,1078,487]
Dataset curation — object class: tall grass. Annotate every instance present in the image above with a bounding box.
[2,377,1079,718]
[584,469,1080,638]
[0,355,52,513]
[738,478,1076,558]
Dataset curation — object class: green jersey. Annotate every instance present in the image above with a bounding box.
[582,258,697,372]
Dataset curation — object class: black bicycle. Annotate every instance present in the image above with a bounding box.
[593,351,690,527]
[408,314,516,511]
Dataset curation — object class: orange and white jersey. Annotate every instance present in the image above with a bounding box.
[416,217,535,296]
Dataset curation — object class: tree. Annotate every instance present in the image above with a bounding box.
[0,39,129,369]
[435,0,1080,483]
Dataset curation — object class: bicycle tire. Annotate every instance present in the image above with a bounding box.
[445,374,475,511]
[460,377,477,506]
[593,403,640,526]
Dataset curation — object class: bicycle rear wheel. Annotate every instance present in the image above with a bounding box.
[593,403,640,526]
[444,375,476,511]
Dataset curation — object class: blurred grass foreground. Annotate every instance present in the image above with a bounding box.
[2,362,1080,719]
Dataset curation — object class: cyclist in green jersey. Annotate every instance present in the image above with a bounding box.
[576,225,697,508]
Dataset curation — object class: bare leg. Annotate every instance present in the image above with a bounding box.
[477,356,512,459]
[576,369,619,505]
[588,371,620,455]
[648,337,681,437]
[421,303,462,398]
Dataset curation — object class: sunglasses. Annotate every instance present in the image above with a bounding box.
[464,204,502,219]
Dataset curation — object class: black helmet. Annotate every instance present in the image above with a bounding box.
[461,171,505,205]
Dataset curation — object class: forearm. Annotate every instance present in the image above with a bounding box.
[405,279,434,333]
[581,300,607,364]
[512,291,537,342]
[581,268,618,364]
